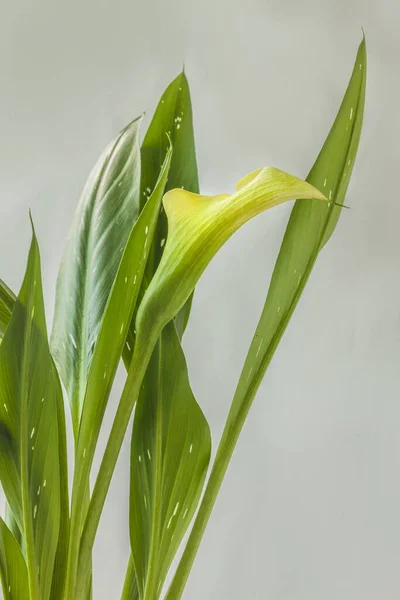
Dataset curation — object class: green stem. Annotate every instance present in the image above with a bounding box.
[164,404,249,600]
[75,332,158,598]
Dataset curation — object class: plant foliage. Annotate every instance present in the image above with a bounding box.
[0,38,366,600]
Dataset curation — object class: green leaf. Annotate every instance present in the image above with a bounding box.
[0,276,69,598]
[0,224,64,600]
[136,167,328,348]
[130,322,211,600]
[67,145,172,600]
[165,36,367,600]
[121,71,200,596]
[51,116,142,436]
[0,280,16,342]
[226,37,366,434]
[0,517,29,600]
[81,166,328,595]
[125,70,198,361]
[141,71,199,211]
[0,283,24,549]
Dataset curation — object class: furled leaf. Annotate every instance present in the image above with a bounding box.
[0,517,29,600]
[135,167,328,347]
[130,322,211,600]
[51,116,142,436]
[224,37,366,435]
[68,146,172,600]
[0,280,15,342]
[0,224,64,600]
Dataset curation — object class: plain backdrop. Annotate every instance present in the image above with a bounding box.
[0,0,399,598]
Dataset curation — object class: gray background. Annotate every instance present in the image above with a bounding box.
[0,0,399,598]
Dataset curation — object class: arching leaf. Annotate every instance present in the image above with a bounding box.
[225,37,367,437]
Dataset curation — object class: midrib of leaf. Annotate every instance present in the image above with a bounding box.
[74,135,125,434]
[20,243,40,600]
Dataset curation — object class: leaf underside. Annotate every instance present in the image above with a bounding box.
[51,117,142,436]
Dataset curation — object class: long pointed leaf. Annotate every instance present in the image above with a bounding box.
[67,145,172,600]
[0,225,64,600]
[226,37,366,433]
[0,277,69,598]
[130,322,211,600]
[51,117,142,436]
[121,71,200,595]
[124,71,198,366]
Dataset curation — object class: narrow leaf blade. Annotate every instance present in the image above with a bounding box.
[227,39,366,439]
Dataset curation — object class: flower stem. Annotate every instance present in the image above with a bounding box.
[75,333,157,598]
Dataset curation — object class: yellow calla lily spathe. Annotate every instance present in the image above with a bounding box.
[135,166,327,342]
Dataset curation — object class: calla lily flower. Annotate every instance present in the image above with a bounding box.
[136,166,327,341]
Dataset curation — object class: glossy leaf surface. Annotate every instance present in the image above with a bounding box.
[0,227,64,600]
[68,146,172,600]
[124,71,199,364]
[51,117,142,435]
